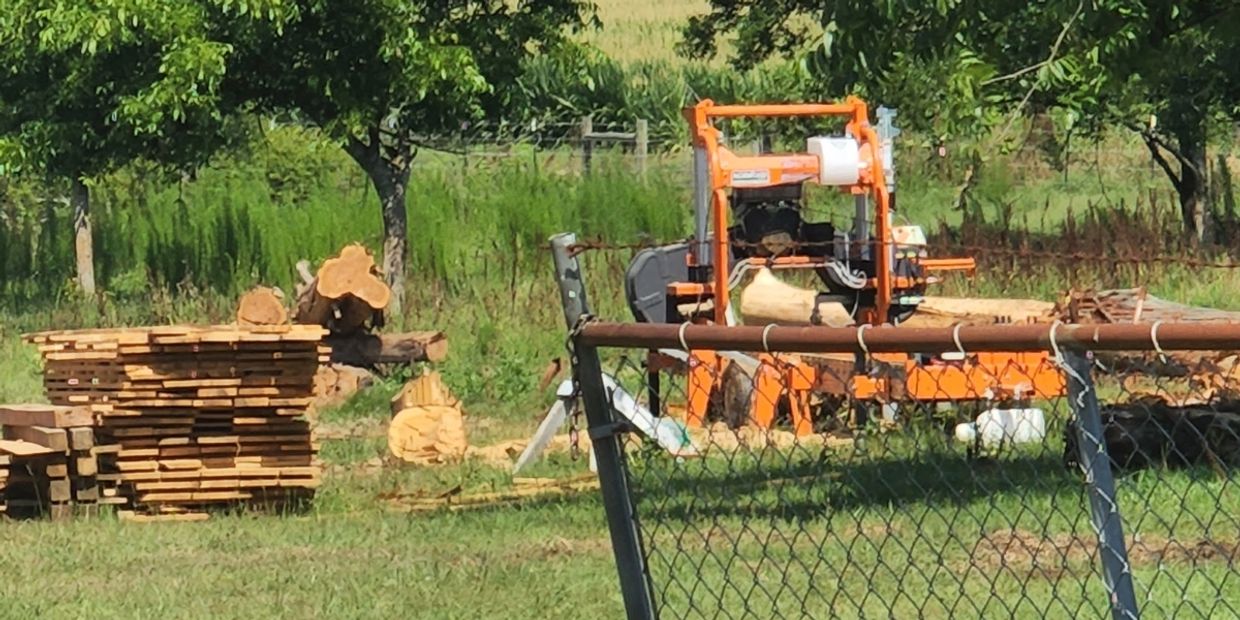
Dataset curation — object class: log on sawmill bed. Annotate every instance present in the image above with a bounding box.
[1063,399,1240,474]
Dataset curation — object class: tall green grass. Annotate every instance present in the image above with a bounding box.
[0,138,688,305]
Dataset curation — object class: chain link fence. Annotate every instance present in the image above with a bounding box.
[553,241,1240,619]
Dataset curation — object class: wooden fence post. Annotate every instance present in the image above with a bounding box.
[580,115,594,176]
[635,118,648,177]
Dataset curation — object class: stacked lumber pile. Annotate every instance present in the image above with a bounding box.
[1056,288,1240,371]
[24,325,326,518]
[0,404,99,518]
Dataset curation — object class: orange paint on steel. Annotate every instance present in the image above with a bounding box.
[683,97,895,324]
[712,189,731,324]
[666,282,713,297]
[752,355,783,429]
[703,103,859,118]
[786,360,817,436]
[686,350,719,428]
[919,257,978,274]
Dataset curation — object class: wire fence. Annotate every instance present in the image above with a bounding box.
[552,238,1240,619]
[402,116,1190,185]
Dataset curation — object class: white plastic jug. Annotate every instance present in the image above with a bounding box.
[954,407,1046,448]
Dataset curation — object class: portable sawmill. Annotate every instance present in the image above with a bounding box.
[625,98,1064,434]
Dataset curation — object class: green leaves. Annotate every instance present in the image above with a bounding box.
[0,0,287,180]
[689,0,1240,152]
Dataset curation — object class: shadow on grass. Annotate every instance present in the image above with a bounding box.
[625,439,1082,523]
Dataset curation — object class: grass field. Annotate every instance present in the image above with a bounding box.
[586,0,712,63]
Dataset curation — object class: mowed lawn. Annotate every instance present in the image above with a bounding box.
[0,329,621,619]
[0,433,625,619]
[1,348,1237,619]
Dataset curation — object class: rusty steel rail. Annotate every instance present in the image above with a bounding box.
[578,321,1240,353]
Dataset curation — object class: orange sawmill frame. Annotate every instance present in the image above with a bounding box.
[663,99,1064,436]
[683,98,897,324]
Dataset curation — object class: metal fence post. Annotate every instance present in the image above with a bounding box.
[1064,350,1140,620]
[550,232,655,620]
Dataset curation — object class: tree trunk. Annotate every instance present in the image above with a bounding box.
[71,177,95,295]
[373,168,409,313]
[343,129,411,315]
[1174,122,1209,243]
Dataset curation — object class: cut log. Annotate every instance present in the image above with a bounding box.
[236,286,288,326]
[388,404,468,465]
[294,244,391,335]
[739,268,1053,328]
[390,370,458,416]
[310,364,375,410]
[0,405,94,428]
[326,331,447,366]
[739,269,854,327]
[1064,400,1240,473]
[315,244,391,307]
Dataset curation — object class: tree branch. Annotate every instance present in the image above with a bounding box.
[1125,121,1203,185]
[343,126,382,169]
[991,0,1085,145]
[1141,133,1183,191]
[981,59,1051,87]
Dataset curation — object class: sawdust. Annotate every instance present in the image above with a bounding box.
[687,422,854,455]
[465,434,576,468]
[968,528,1240,579]
[382,474,600,513]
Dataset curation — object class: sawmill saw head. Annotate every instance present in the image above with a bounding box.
[625,98,975,327]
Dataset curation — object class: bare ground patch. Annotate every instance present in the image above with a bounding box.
[968,528,1240,579]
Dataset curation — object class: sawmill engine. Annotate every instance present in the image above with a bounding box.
[727,181,927,322]
[728,184,833,261]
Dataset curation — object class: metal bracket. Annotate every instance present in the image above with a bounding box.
[590,420,639,440]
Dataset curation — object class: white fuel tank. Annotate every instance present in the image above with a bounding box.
[807,136,862,185]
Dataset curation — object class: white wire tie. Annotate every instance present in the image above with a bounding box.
[762,324,777,353]
[1049,320,1087,386]
[678,322,692,352]
[1049,320,1065,364]
[856,324,872,357]
[1150,320,1167,363]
